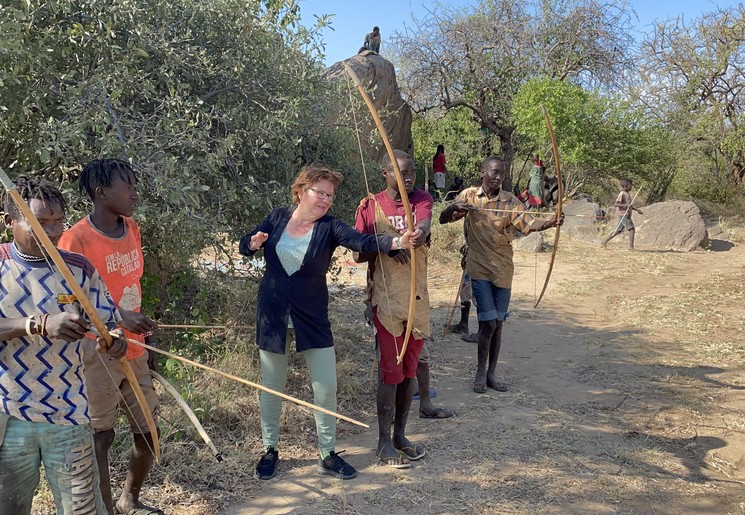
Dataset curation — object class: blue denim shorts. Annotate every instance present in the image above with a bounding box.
[0,417,106,514]
[470,279,511,322]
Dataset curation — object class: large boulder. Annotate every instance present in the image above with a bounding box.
[633,200,708,251]
[562,198,604,244]
[325,52,413,160]
[514,231,543,253]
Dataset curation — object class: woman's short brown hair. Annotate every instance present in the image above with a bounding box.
[290,166,343,204]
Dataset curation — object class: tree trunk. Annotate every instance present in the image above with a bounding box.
[645,167,676,204]
[477,117,516,192]
[730,160,744,185]
[497,126,515,192]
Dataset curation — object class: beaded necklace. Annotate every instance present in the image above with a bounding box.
[12,241,46,262]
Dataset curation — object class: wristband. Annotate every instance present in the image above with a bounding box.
[41,314,49,337]
[393,237,400,249]
[25,316,34,337]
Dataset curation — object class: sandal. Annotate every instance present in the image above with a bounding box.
[395,443,426,461]
[376,450,411,469]
[419,407,453,419]
[487,380,508,392]
[115,504,165,515]
[473,383,487,394]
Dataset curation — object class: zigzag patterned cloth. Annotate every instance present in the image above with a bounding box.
[0,243,119,425]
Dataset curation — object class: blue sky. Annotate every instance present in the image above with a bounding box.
[298,0,738,66]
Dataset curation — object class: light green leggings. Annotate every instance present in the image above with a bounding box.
[259,346,337,458]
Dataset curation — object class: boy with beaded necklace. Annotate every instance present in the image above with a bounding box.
[0,176,126,514]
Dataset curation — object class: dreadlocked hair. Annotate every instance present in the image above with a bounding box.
[79,159,136,200]
[4,176,67,220]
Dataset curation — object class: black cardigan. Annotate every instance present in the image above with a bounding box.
[239,206,395,354]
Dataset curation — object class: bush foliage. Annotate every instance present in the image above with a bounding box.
[0,0,382,332]
[0,0,362,279]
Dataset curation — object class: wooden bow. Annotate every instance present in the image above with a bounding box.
[343,62,416,365]
[534,106,563,309]
[151,371,222,462]
[0,167,161,462]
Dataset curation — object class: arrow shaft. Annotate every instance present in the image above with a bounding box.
[123,336,369,429]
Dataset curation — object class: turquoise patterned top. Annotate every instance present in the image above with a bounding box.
[276,227,314,276]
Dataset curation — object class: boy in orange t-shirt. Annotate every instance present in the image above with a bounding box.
[57,159,161,515]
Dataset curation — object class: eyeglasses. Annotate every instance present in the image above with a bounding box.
[307,187,336,202]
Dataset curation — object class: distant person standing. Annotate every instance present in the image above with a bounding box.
[425,179,440,201]
[432,144,447,190]
[527,154,545,208]
[361,26,381,53]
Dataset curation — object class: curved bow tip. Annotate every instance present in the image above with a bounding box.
[344,62,418,364]
[534,106,563,309]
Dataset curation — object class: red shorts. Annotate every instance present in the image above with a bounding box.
[374,310,424,385]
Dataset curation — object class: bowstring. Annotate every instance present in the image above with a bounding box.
[345,80,401,361]
[534,251,538,304]
[442,267,464,336]
[26,217,158,459]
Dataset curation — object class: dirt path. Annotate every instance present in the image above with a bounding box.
[224,238,745,515]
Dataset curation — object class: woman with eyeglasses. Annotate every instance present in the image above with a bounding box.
[239,166,416,482]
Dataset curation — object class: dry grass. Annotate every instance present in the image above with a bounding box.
[31,213,745,514]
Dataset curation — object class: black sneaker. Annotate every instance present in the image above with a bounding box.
[316,451,357,480]
[255,447,279,480]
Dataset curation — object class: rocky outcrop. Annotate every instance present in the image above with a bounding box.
[325,52,413,160]
[514,231,544,253]
[562,198,604,244]
[560,198,708,251]
[634,200,708,251]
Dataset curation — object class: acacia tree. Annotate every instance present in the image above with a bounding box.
[391,0,635,185]
[637,5,745,193]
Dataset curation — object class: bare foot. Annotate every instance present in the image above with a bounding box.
[474,370,487,393]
